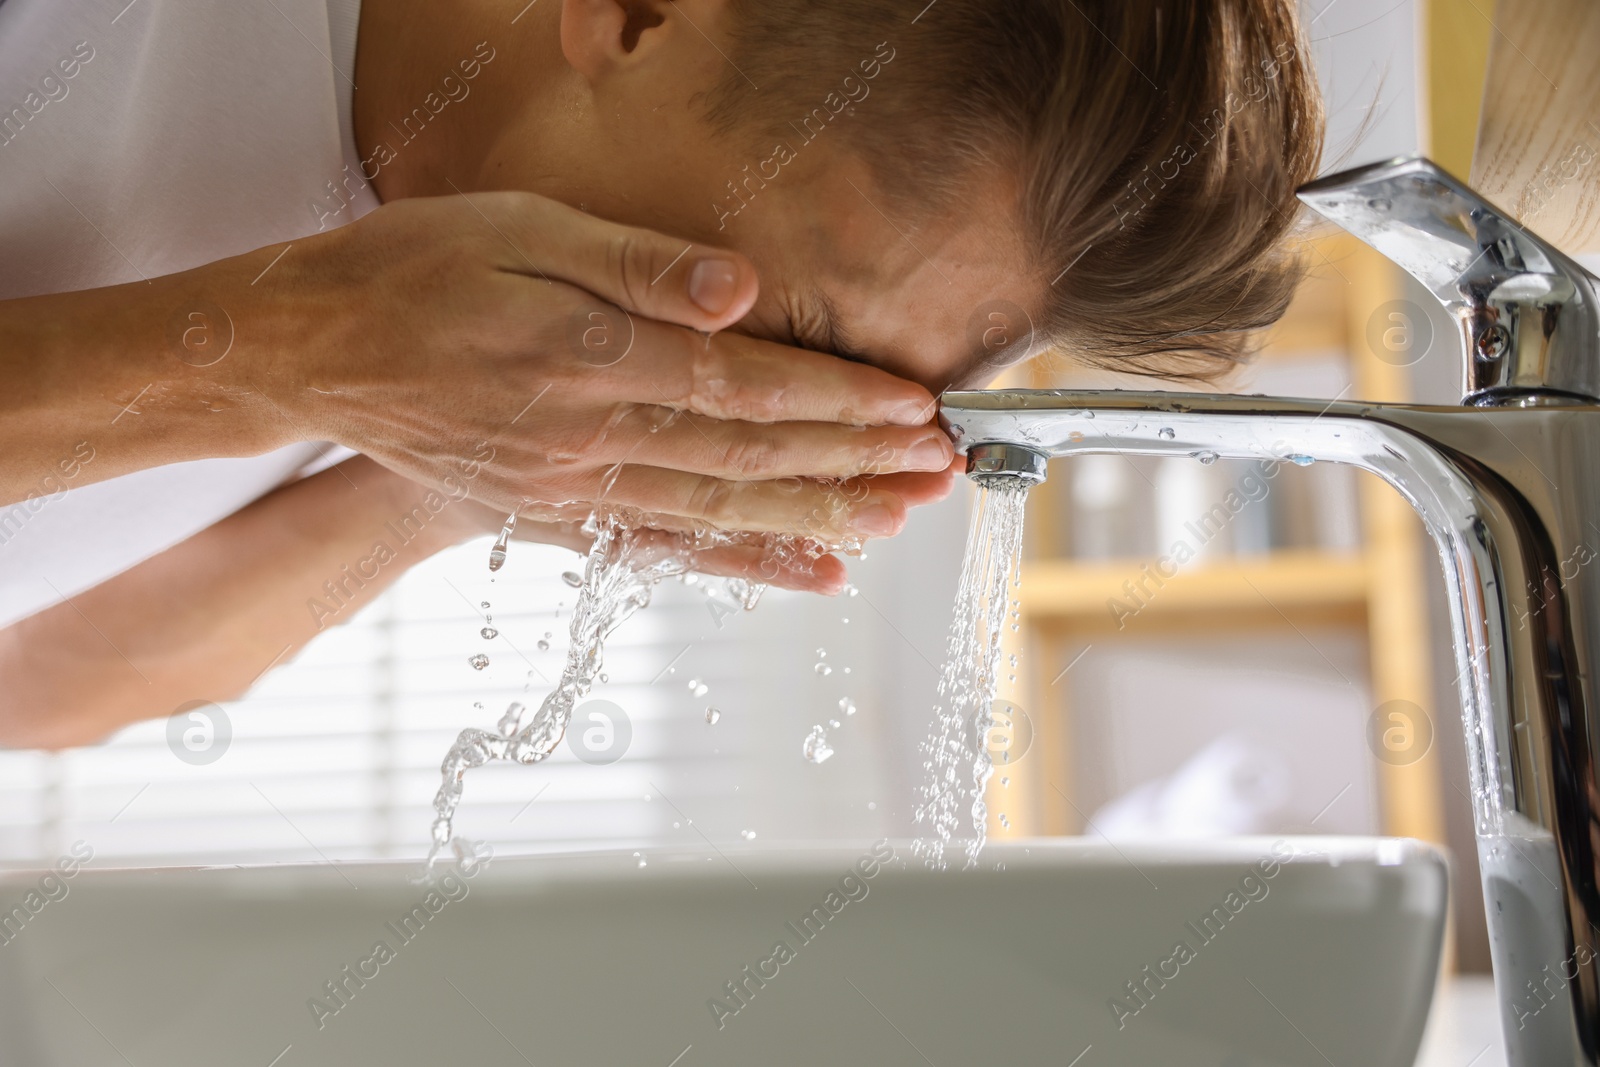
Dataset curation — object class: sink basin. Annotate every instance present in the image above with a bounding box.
[0,836,1445,1066]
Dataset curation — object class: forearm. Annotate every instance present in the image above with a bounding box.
[0,259,292,506]
[0,455,472,749]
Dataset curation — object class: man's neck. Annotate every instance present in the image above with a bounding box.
[352,0,572,203]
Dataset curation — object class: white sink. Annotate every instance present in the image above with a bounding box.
[0,837,1445,1066]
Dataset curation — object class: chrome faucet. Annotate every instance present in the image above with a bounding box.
[943,157,1600,1065]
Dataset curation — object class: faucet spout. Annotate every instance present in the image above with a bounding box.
[942,385,1600,1064]
[942,159,1600,1062]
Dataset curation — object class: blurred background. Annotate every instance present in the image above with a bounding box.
[0,1,1564,1062]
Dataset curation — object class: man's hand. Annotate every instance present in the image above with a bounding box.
[218,192,952,542]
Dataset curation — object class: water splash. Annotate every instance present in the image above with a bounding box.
[430,520,688,864]
[428,517,830,866]
[912,476,1030,869]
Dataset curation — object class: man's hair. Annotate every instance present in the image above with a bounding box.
[703,0,1324,384]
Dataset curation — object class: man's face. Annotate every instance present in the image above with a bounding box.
[713,148,1046,394]
[502,90,1045,393]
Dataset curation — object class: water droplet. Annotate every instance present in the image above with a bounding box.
[1287,453,1315,467]
[1367,196,1392,212]
[688,677,709,697]
[802,725,834,764]
[562,571,583,588]
[839,698,856,716]
[816,648,827,658]
[846,585,860,598]
[1000,776,1010,787]
[705,707,721,724]
[867,801,877,810]
[599,672,609,683]
[740,830,757,841]
[998,814,1010,829]
[480,601,491,610]
[1158,426,1175,440]
[537,639,550,651]
[814,663,833,676]
[633,852,647,869]
[672,820,681,829]
[843,667,851,674]
[947,423,964,436]
[1082,410,1094,419]
[488,511,517,572]
[842,617,850,624]
[1192,450,1219,465]
[468,653,490,670]
[829,719,841,729]
[481,626,498,640]
[473,701,484,711]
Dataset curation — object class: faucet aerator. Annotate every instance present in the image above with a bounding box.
[963,442,1049,483]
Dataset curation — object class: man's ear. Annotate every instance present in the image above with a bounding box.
[559,0,676,82]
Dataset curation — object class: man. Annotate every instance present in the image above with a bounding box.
[0,0,1322,746]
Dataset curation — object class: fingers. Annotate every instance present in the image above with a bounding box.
[581,409,953,481]
[621,529,848,594]
[477,192,759,331]
[578,310,939,427]
[591,465,909,541]
[860,462,963,508]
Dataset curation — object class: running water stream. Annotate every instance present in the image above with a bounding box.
[913,476,1031,869]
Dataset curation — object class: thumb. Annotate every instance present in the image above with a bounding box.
[487,192,760,331]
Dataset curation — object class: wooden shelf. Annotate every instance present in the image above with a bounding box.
[1019,550,1371,629]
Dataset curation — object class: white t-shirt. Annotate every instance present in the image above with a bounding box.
[0,0,375,628]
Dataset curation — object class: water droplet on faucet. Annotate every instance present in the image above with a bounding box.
[468,653,490,670]
[1191,450,1219,465]
[1158,427,1175,440]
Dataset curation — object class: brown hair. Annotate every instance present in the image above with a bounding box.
[703,0,1324,384]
